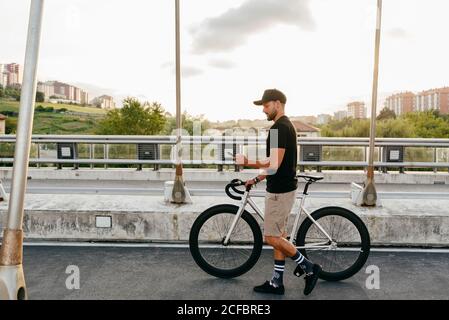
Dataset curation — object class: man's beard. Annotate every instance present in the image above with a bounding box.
[266,110,277,121]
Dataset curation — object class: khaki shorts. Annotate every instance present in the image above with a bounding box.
[263,190,297,237]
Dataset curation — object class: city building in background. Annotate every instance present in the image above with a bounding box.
[37,81,89,105]
[291,115,317,125]
[347,101,367,119]
[317,114,332,125]
[414,87,449,114]
[384,92,415,116]
[290,120,321,137]
[91,95,116,109]
[333,110,348,121]
[0,63,23,87]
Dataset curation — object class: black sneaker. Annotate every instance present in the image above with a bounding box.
[253,281,285,295]
[293,264,305,278]
[303,264,322,296]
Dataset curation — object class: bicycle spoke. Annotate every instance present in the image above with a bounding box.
[196,212,256,271]
[300,211,367,277]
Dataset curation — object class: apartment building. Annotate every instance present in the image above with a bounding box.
[333,110,348,121]
[0,63,23,87]
[37,81,89,104]
[91,95,116,109]
[347,101,367,119]
[415,87,449,114]
[384,92,415,116]
[317,114,332,125]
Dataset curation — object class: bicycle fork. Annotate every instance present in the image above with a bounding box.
[223,192,261,246]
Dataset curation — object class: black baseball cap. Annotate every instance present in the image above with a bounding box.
[253,89,287,105]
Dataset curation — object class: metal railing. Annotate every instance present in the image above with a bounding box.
[0,135,448,172]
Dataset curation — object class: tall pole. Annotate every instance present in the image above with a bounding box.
[171,0,187,203]
[362,0,382,206]
[0,0,45,300]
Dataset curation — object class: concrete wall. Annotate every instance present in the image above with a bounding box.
[1,194,448,247]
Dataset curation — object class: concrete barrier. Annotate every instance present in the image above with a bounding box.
[1,193,448,247]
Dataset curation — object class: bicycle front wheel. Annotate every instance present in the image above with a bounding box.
[296,206,370,281]
[189,204,263,278]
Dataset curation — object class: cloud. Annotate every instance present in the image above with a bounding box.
[387,28,408,38]
[190,0,315,54]
[182,66,204,77]
[161,62,203,78]
[208,59,236,69]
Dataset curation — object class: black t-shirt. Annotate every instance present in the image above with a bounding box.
[266,115,298,193]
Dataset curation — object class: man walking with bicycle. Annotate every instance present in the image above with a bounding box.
[235,89,321,296]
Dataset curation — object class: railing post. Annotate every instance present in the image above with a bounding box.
[104,144,108,169]
[73,143,79,170]
[299,142,305,173]
[381,146,387,173]
[89,144,94,169]
[154,143,160,171]
[234,138,240,172]
[217,133,225,172]
[434,147,438,173]
[36,143,40,169]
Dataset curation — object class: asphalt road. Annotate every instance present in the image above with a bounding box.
[22,245,449,300]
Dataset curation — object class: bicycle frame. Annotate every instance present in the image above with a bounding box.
[223,190,335,250]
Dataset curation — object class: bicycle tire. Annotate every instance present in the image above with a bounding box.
[189,204,263,278]
[296,206,370,281]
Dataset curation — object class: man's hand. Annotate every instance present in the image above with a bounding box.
[244,178,257,188]
[235,154,247,166]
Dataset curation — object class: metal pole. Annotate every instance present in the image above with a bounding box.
[175,0,181,144]
[171,0,189,203]
[0,0,45,300]
[362,0,382,206]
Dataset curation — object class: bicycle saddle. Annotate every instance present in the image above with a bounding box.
[296,174,324,182]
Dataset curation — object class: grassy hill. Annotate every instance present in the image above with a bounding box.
[0,99,106,134]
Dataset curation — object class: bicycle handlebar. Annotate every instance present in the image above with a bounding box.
[225,179,246,200]
[225,174,324,200]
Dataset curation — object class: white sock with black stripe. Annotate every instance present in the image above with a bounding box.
[270,260,285,288]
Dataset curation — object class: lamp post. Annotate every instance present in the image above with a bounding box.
[171,0,189,203]
[362,0,382,206]
[0,0,45,300]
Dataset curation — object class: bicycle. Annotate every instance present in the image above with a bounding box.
[189,175,371,281]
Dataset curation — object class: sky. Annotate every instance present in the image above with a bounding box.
[1,0,449,121]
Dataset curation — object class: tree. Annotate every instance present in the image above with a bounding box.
[35,91,45,102]
[163,111,211,135]
[5,118,18,134]
[403,111,449,138]
[4,86,21,101]
[321,110,449,138]
[0,84,4,98]
[35,105,45,112]
[377,118,415,138]
[376,107,396,120]
[95,97,167,135]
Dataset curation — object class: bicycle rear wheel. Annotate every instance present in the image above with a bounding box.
[296,206,370,281]
[189,204,263,278]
